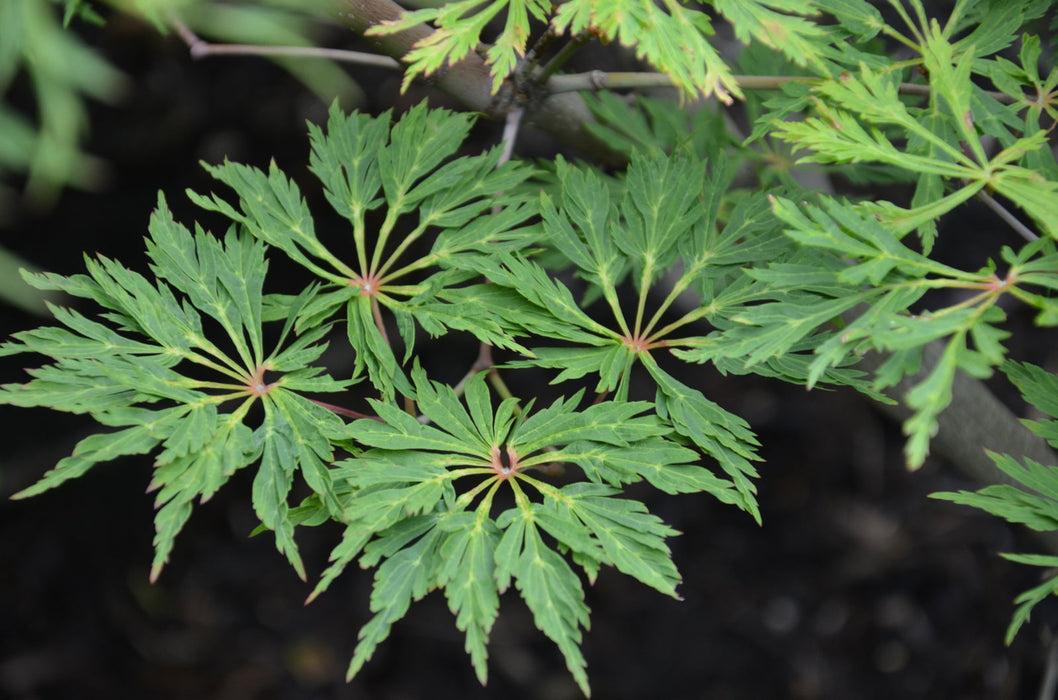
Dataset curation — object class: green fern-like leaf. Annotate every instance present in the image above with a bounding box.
[370,0,551,94]
[2,194,353,580]
[305,364,712,692]
[188,102,537,401]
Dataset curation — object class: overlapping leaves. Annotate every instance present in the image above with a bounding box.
[188,103,537,401]
[371,0,870,102]
[772,14,1058,243]
[1,101,783,694]
[455,152,809,521]
[690,197,1058,467]
[4,2,1055,686]
[0,195,351,580]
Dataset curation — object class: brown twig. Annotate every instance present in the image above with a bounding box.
[976,189,1039,242]
[308,398,383,421]
[545,71,1020,105]
[168,13,401,69]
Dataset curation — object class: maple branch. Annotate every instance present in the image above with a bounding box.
[976,189,1039,242]
[336,0,624,164]
[497,105,525,168]
[545,71,1019,105]
[534,30,593,85]
[168,14,401,69]
[452,342,496,398]
[169,0,1052,510]
[169,8,1022,122]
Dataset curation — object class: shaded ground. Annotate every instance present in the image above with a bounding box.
[2,13,1057,700]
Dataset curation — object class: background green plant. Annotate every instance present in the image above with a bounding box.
[2,0,1058,694]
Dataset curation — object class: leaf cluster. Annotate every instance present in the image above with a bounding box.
[687,0,1058,468]
[4,0,1058,693]
[372,0,884,101]
[2,105,768,693]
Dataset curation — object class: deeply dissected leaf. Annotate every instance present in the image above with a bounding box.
[190,102,537,400]
[370,0,551,94]
[713,0,829,72]
[502,507,592,695]
[347,518,445,680]
[553,0,738,103]
[6,0,1057,688]
[643,357,763,522]
[695,193,1028,467]
[3,194,351,581]
[309,363,720,691]
[552,482,682,598]
[438,511,502,684]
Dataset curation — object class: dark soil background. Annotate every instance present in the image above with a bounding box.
[2,10,1058,700]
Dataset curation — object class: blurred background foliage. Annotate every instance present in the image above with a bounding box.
[0,0,368,314]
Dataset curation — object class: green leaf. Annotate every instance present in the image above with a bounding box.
[902,336,962,468]
[354,397,485,457]
[189,158,348,283]
[508,345,633,394]
[584,92,732,160]
[253,407,306,580]
[617,152,708,276]
[931,452,1058,532]
[931,447,1058,643]
[346,293,412,402]
[387,295,528,355]
[307,104,388,231]
[556,482,682,598]
[145,194,266,367]
[12,422,164,500]
[713,0,829,71]
[3,195,347,582]
[505,510,591,695]
[459,253,617,342]
[553,0,738,103]
[814,0,883,41]
[510,394,665,455]
[150,413,259,581]
[1003,361,1058,448]
[543,157,621,282]
[369,1,551,94]
[379,103,475,212]
[347,520,445,680]
[774,65,977,178]
[316,357,721,690]
[195,102,537,401]
[558,438,741,502]
[1000,565,1058,644]
[438,511,502,684]
[643,357,762,522]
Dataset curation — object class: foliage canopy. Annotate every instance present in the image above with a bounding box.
[3,0,1058,693]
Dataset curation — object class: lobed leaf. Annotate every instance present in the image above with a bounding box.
[643,357,762,522]
[932,445,1058,642]
[438,511,502,684]
[3,195,349,582]
[369,0,551,94]
[556,482,682,598]
[553,0,738,104]
[503,510,591,695]
[347,521,445,680]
